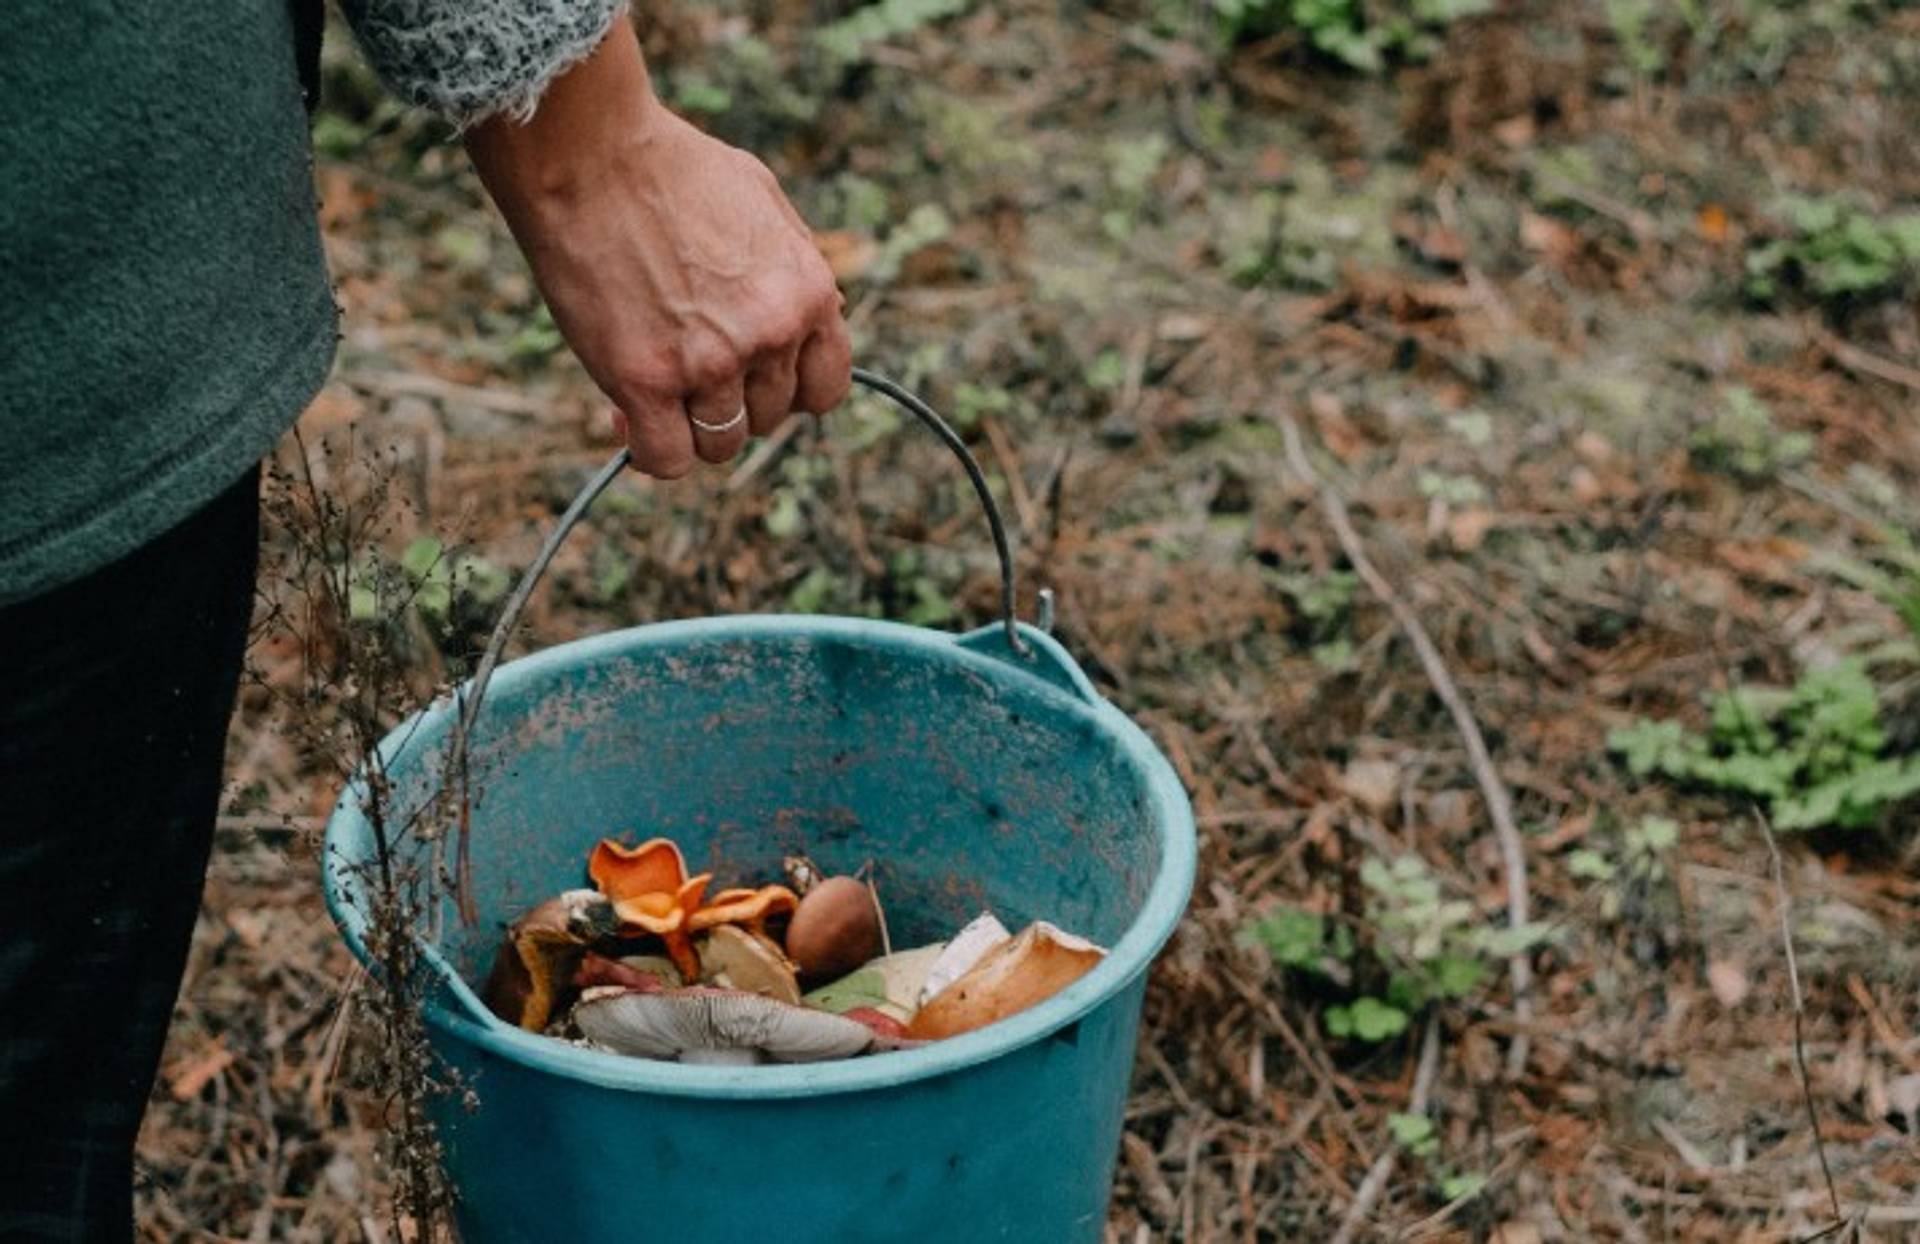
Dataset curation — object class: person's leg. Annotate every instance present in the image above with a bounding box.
[0,465,261,1242]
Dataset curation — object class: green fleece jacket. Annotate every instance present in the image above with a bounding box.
[0,1,335,604]
[0,0,623,605]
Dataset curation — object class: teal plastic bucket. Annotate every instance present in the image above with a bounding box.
[322,374,1196,1243]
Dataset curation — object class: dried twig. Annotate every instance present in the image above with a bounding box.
[1328,1020,1441,1244]
[1281,415,1536,1077]
[1812,325,1920,394]
[1753,807,1846,1232]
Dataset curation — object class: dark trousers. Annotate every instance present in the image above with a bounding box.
[0,467,260,1241]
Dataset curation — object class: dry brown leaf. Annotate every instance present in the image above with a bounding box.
[296,387,366,439]
[1448,508,1495,552]
[1519,210,1577,260]
[1705,958,1749,1008]
[1156,312,1212,342]
[1339,759,1401,814]
[1491,115,1535,149]
[167,1039,234,1101]
[226,908,271,951]
[813,229,878,282]
[1696,203,1730,244]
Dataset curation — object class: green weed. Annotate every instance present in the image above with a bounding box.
[1566,815,1680,920]
[817,0,974,62]
[1688,386,1812,481]
[1609,661,1920,830]
[1746,195,1920,305]
[1815,535,1920,662]
[347,537,509,663]
[1242,853,1549,1044]
[1270,568,1360,670]
[1214,0,1491,72]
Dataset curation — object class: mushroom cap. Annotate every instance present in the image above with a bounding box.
[905,921,1106,1041]
[589,837,690,902]
[784,876,884,983]
[698,925,801,1004]
[610,874,712,935]
[482,889,620,1031]
[573,987,876,1063]
[687,884,799,933]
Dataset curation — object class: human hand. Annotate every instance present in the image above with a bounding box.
[465,22,850,478]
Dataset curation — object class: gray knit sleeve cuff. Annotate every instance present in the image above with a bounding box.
[337,0,630,128]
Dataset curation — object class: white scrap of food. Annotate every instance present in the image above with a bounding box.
[918,912,1012,1006]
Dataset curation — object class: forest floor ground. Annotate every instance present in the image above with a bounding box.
[135,2,1919,1239]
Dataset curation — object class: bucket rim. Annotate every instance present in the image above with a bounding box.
[324,614,1196,1100]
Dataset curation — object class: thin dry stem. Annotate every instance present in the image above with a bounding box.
[1328,1019,1442,1244]
[1754,807,1846,1233]
[1280,414,1536,1079]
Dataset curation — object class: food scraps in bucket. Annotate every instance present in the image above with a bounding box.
[478,838,1106,1063]
[919,911,1011,1004]
[785,874,885,983]
[574,986,877,1065]
[905,922,1105,1040]
[481,889,618,1031]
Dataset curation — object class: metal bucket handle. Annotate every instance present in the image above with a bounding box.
[451,367,1033,783]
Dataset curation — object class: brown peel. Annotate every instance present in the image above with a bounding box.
[904,922,1105,1041]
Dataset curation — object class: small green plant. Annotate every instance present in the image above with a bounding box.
[1609,661,1920,830]
[1242,853,1548,1043]
[1815,534,1920,662]
[1605,0,1668,76]
[1567,815,1680,919]
[347,536,509,665]
[947,382,1021,431]
[1084,349,1129,393]
[816,0,973,61]
[1688,386,1812,481]
[1746,195,1920,304]
[1211,191,1282,286]
[1243,905,1355,975]
[1416,471,1488,506]
[1271,568,1360,670]
[1213,0,1491,71]
[1602,0,1879,84]
[1386,1111,1488,1205]
[505,304,564,364]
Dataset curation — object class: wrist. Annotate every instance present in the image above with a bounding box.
[464,19,664,223]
